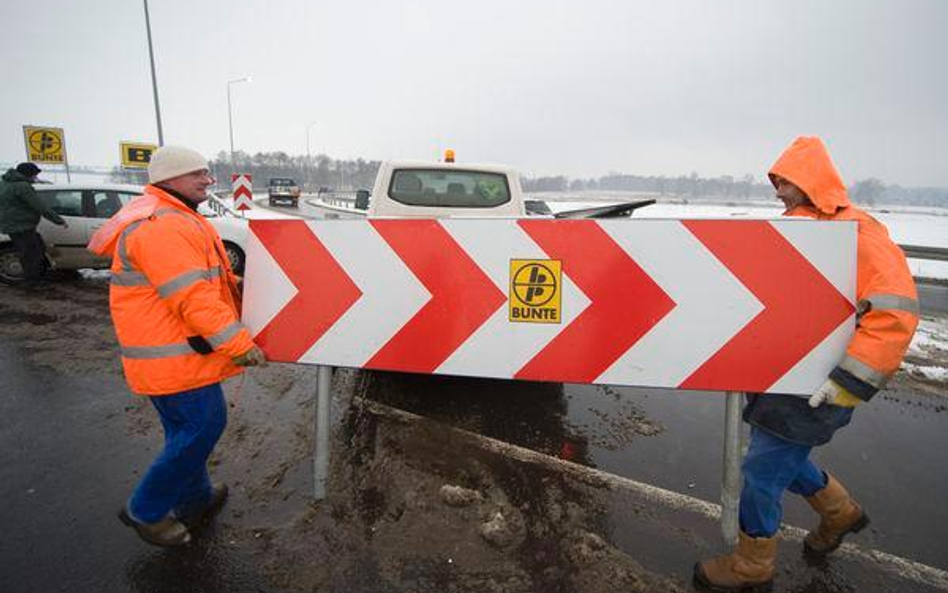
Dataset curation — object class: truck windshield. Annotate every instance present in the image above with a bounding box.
[388,169,511,208]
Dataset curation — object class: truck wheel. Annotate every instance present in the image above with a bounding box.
[0,244,26,285]
[269,198,277,207]
[223,241,245,275]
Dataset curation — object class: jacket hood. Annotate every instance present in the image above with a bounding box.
[768,136,850,215]
[2,169,31,183]
[87,185,192,257]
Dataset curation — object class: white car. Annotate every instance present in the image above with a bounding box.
[0,183,249,284]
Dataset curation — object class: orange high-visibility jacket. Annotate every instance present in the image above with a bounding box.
[88,185,255,395]
[770,136,919,401]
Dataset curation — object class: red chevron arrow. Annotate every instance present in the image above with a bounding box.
[251,220,362,361]
[679,220,855,392]
[231,174,252,198]
[366,219,507,373]
[515,220,676,383]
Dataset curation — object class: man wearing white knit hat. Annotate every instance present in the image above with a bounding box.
[89,145,266,547]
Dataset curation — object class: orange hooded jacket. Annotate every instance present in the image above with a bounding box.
[88,185,256,395]
[770,136,919,400]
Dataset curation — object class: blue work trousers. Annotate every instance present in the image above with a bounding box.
[128,383,227,523]
[739,426,827,537]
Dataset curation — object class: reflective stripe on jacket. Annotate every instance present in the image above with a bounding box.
[88,185,255,395]
[770,136,919,401]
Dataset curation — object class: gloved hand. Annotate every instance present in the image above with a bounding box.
[809,379,861,408]
[232,345,267,367]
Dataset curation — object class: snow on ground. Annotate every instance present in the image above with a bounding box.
[904,362,948,383]
[905,315,948,382]
[912,317,948,352]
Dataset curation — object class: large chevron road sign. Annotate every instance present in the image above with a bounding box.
[243,218,856,395]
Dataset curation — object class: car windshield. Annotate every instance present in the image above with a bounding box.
[269,179,296,186]
[388,169,511,208]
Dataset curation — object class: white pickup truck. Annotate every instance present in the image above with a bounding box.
[367,159,526,218]
[317,155,653,219]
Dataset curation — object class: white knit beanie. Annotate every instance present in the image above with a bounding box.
[148,145,209,184]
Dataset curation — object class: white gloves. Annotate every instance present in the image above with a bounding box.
[809,379,860,408]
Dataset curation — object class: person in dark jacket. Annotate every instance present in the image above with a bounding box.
[0,163,67,284]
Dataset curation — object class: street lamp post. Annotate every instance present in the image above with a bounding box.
[306,121,317,192]
[142,0,164,146]
[227,76,251,173]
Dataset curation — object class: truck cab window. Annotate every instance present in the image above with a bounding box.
[388,169,510,208]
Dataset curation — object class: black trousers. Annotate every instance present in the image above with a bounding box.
[8,230,47,281]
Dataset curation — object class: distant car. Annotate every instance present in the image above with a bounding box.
[268,177,301,207]
[0,184,249,284]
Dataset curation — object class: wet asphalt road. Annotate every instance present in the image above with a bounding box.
[0,342,283,593]
[364,371,948,574]
[4,342,945,593]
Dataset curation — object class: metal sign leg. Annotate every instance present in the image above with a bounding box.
[721,391,744,545]
[313,365,332,500]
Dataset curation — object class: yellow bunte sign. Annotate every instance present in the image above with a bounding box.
[23,126,66,164]
[509,259,563,324]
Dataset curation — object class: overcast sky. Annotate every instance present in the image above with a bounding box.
[3,0,947,186]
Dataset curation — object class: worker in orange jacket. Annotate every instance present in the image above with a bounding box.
[89,145,266,547]
[695,137,919,591]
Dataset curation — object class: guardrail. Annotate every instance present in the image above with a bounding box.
[317,193,358,209]
[901,244,948,262]
[312,190,374,212]
[206,192,240,217]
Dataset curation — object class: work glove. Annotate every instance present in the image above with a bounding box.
[809,379,861,408]
[233,345,268,367]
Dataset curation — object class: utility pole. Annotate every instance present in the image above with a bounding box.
[227,76,251,172]
[142,0,164,146]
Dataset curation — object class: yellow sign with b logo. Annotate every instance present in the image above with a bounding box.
[509,259,562,324]
[120,142,158,169]
[23,126,66,164]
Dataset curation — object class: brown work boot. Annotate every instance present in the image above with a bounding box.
[694,532,776,592]
[804,473,869,556]
[118,508,191,547]
[178,483,229,529]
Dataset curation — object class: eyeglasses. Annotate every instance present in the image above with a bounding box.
[185,170,216,182]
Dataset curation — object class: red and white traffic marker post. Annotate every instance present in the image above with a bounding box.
[241,218,857,541]
[231,173,254,216]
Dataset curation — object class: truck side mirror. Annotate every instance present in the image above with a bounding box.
[355,189,370,210]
